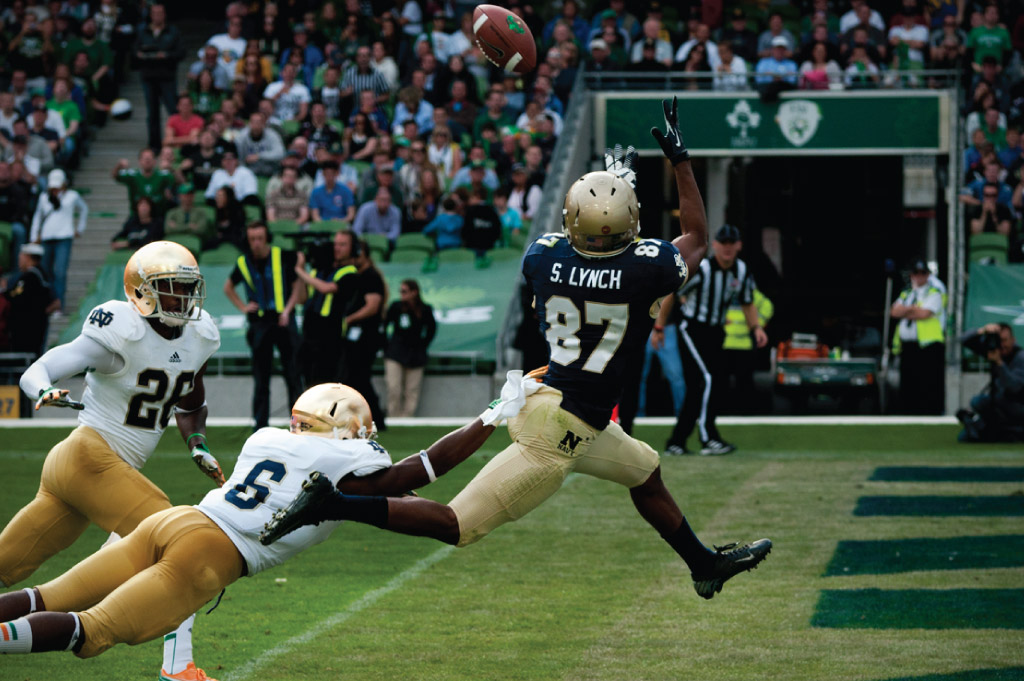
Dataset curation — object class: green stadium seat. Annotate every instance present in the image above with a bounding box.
[362,232,391,255]
[328,119,344,136]
[164,233,202,257]
[0,221,13,241]
[969,232,1009,265]
[395,232,435,253]
[507,231,529,249]
[268,219,301,237]
[369,245,388,262]
[487,247,522,261]
[104,249,134,266]
[388,249,428,264]
[280,119,301,141]
[243,204,262,224]
[347,160,371,179]
[199,243,241,265]
[257,176,270,201]
[311,219,349,233]
[436,247,475,264]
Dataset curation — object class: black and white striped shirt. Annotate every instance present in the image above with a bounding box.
[678,256,755,327]
[341,66,390,98]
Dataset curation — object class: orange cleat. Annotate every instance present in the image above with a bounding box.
[160,662,218,681]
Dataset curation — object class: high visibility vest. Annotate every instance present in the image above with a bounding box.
[892,285,944,355]
[308,265,357,317]
[723,289,774,351]
[236,246,285,317]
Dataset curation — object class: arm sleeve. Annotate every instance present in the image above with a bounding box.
[29,200,43,242]
[74,193,88,234]
[20,335,125,398]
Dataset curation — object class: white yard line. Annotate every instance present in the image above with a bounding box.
[222,545,455,681]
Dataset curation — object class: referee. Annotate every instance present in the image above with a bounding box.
[653,224,768,455]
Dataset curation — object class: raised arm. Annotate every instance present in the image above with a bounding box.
[651,97,708,281]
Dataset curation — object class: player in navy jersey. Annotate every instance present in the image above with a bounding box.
[261,98,772,600]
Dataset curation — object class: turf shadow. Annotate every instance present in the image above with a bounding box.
[870,668,1024,681]
[812,588,1024,629]
[870,467,1024,482]
[824,535,1024,576]
[853,496,1024,516]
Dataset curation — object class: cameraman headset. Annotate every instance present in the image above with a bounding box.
[958,322,1024,442]
[294,229,359,385]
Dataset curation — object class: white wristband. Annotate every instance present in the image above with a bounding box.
[174,400,208,415]
[419,450,437,483]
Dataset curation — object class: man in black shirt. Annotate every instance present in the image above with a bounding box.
[342,239,387,429]
[223,222,305,429]
[0,161,29,272]
[178,128,224,192]
[133,3,184,150]
[293,229,360,386]
[462,189,502,255]
[655,225,768,456]
[4,242,58,358]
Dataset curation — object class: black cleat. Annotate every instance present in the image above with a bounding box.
[691,538,772,599]
[259,471,337,545]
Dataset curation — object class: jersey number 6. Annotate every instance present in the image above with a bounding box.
[545,296,628,374]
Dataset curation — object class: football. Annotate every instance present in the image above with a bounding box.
[472,4,537,74]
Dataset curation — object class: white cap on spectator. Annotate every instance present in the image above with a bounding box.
[770,36,788,48]
[21,243,44,256]
[47,168,67,188]
[590,38,608,51]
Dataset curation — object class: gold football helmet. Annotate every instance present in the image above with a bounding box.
[124,241,206,327]
[562,170,639,257]
[290,383,377,440]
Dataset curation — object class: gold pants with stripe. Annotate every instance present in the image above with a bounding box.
[450,386,660,547]
[38,506,244,658]
[0,426,172,587]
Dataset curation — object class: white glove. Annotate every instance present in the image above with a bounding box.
[192,447,226,487]
[480,370,543,426]
[604,144,638,188]
[35,387,84,411]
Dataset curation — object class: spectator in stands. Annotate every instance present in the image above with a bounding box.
[494,187,522,245]
[236,111,285,178]
[205,14,246,75]
[111,196,163,251]
[0,94,19,138]
[543,0,589,48]
[427,124,461,182]
[8,13,51,91]
[889,9,929,72]
[588,8,632,56]
[679,42,712,91]
[63,17,113,86]
[280,24,323,87]
[508,163,541,222]
[189,44,233,91]
[628,38,670,74]
[973,182,1013,235]
[177,128,224,192]
[453,160,493,202]
[205,149,259,207]
[440,79,475,140]
[422,195,462,250]
[1000,125,1022,170]
[341,45,390,108]
[237,53,269,117]
[25,109,58,174]
[929,16,966,86]
[9,70,30,112]
[968,4,1012,73]
[343,111,379,162]
[353,186,401,247]
[164,183,214,245]
[840,21,888,64]
[755,37,799,90]
[756,12,796,60]
[266,165,310,225]
[45,79,81,165]
[309,159,355,223]
[390,86,431,137]
[135,3,183,151]
[299,101,340,157]
[963,159,1012,206]
[839,0,885,36]
[224,221,304,430]
[189,68,224,120]
[800,42,842,90]
[371,40,399,94]
[462,188,502,256]
[473,90,513,141]
[350,89,389,134]
[112,148,175,217]
[676,22,720,69]
[4,133,43,185]
[451,144,498,191]
[358,161,404,207]
[0,161,29,271]
[971,57,1010,114]
[268,146,315,197]
[630,17,673,66]
[263,62,311,123]
[163,93,204,148]
[210,185,247,250]
[29,168,86,310]
[844,44,882,89]
[3,242,58,357]
[586,38,620,71]
[712,40,749,91]
[383,278,435,418]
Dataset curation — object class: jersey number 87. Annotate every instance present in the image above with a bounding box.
[545,296,628,374]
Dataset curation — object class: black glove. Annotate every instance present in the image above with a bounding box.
[650,96,690,166]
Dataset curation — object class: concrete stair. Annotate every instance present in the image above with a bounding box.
[48,20,213,345]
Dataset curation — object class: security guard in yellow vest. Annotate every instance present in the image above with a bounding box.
[293,230,359,386]
[223,222,306,428]
[891,259,946,415]
[721,288,774,414]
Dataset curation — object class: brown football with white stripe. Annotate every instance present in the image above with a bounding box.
[472,4,537,74]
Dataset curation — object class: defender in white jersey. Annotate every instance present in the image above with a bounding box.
[0,241,226,681]
[0,379,534,662]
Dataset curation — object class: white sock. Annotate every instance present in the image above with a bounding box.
[66,613,81,652]
[0,617,33,653]
[23,587,37,613]
[100,532,121,549]
[162,614,195,674]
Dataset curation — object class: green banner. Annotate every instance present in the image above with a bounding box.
[60,259,519,363]
[599,91,948,155]
[964,263,1024,332]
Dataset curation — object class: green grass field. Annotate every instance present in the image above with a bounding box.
[2,424,1023,681]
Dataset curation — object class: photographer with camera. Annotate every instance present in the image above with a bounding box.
[957,322,1024,442]
[293,229,360,386]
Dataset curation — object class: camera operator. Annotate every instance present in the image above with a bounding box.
[293,229,359,386]
[957,323,1024,442]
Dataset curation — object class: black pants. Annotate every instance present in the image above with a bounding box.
[898,341,945,415]
[142,76,177,150]
[300,322,345,387]
[248,317,303,429]
[343,335,386,429]
[721,348,757,415]
[668,321,726,447]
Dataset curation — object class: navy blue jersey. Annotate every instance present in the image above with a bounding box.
[523,233,688,429]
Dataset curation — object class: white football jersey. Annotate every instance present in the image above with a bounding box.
[77,300,221,469]
[197,427,393,576]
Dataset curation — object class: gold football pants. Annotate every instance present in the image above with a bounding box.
[449,386,660,547]
[37,506,245,658]
[0,426,172,586]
